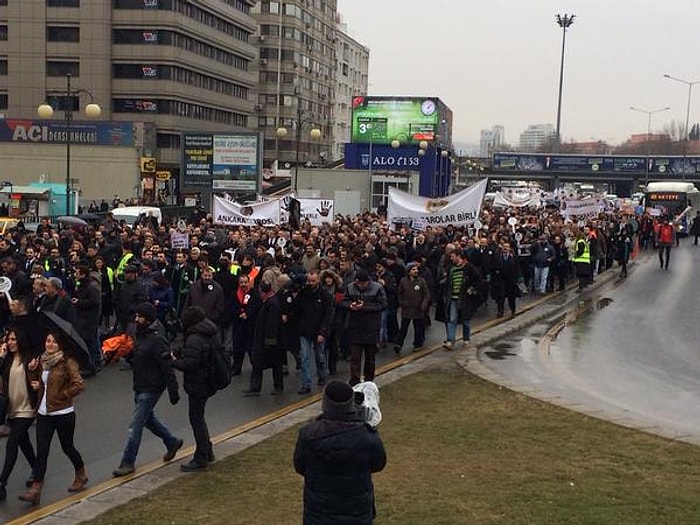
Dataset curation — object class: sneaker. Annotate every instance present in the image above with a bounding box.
[180,460,207,472]
[208,451,216,463]
[443,341,454,350]
[163,438,184,462]
[298,386,311,395]
[112,463,135,477]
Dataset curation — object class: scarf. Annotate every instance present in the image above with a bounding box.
[40,350,65,370]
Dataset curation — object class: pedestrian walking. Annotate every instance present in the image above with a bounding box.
[341,270,386,386]
[243,281,285,396]
[20,332,87,505]
[172,306,219,471]
[490,242,520,317]
[394,262,429,353]
[113,302,183,477]
[656,217,675,270]
[294,270,333,394]
[441,250,482,349]
[231,273,261,376]
[0,328,39,501]
[294,379,386,525]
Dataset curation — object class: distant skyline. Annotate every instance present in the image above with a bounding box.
[337,0,700,148]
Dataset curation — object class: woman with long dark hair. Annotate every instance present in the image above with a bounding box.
[0,328,39,501]
[19,332,86,505]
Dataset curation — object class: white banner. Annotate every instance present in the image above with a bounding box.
[561,198,603,217]
[387,179,488,230]
[299,198,334,226]
[212,195,280,226]
[492,189,543,208]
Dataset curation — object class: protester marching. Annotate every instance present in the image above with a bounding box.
[0,180,670,507]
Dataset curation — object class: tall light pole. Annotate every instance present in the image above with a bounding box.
[630,106,670,186]
[664,74,700,180]
[276,97,321,193]
[555,13,575,151]
[37,73,101,215]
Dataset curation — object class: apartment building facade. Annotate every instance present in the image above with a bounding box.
[0,0,257,201]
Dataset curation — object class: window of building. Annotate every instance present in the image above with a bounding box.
[47,0,80,7]
[0,94,7,110]
[0,25,7,41]
[156,132,180,149]
[113,98,248,127]
[46,26,80,42]
[0,59,6,76]
[46,94,78,112]
[260,24,279,37]
[46,60,80,77]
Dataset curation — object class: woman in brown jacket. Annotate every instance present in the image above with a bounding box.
[0,328,40,501]
[394,263,430,353]
[19,332,86,505]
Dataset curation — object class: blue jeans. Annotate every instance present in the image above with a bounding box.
[445,298,470,343]
[533,266,549,293]
[299,336,327,389]
[121,391,178,466]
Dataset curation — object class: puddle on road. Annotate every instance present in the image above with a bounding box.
[481,297,615,362]
[483,337,537,361]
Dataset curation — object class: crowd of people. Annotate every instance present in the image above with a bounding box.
[0,197,677,506]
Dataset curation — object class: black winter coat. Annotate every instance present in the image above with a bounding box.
[115,279,147,325]
[341,282,387,346]
[72,275,101,341]
[294,412,386,525]
[251,294,285,369]
[295,286,334,339]
[172,318,218,398]
[129,321,177,395]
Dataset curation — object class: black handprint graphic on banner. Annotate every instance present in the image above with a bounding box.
[316,200,332,217]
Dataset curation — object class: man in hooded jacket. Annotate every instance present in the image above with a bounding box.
[294,380,386,525]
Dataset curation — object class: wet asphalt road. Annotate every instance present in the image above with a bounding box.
[479,241,700,440]
[0,285,524,523]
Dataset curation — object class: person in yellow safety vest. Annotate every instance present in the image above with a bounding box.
[572,229,592,292]
[115,243,135,283]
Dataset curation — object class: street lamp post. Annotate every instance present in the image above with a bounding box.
[555,13,575,151]
[37,73,101,215]
[276,100,321,193]
[663,74,700,180]
[630,106,670,186]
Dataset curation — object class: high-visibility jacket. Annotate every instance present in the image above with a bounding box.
[115,252,134,280]
[572,239,590,264]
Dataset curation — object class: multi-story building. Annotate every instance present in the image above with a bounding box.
[331,16,369,162]
[479,125,504,157]
[251,0,338,172]
[519,123,555,152]
[0,0,258,202]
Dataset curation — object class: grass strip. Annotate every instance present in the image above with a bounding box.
[85,367,700,525]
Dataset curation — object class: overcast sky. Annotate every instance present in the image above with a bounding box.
[337,0,700,150]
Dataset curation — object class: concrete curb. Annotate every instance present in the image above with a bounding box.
[23,270,622,525]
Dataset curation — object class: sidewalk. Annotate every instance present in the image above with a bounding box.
[17,271,620,525]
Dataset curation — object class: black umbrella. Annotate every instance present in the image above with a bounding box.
[39,311,94,372]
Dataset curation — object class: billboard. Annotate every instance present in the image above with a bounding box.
[0,120,134,146]
[492,153,700,176]
[351,96,440,145]
[182,132,262,191]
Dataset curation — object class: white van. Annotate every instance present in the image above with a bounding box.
[111,206,162,227]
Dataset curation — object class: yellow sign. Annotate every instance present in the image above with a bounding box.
[155,171,171,181]
[141,157,156,173]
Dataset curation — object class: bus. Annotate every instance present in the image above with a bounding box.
[643,182,700,234]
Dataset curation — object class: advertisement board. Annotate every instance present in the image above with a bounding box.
[492,153,700,175]
[182,132,262,191]
[0,120,134,146]
[351,97,440,145]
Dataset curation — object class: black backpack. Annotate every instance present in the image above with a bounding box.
[206,336,232,392]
